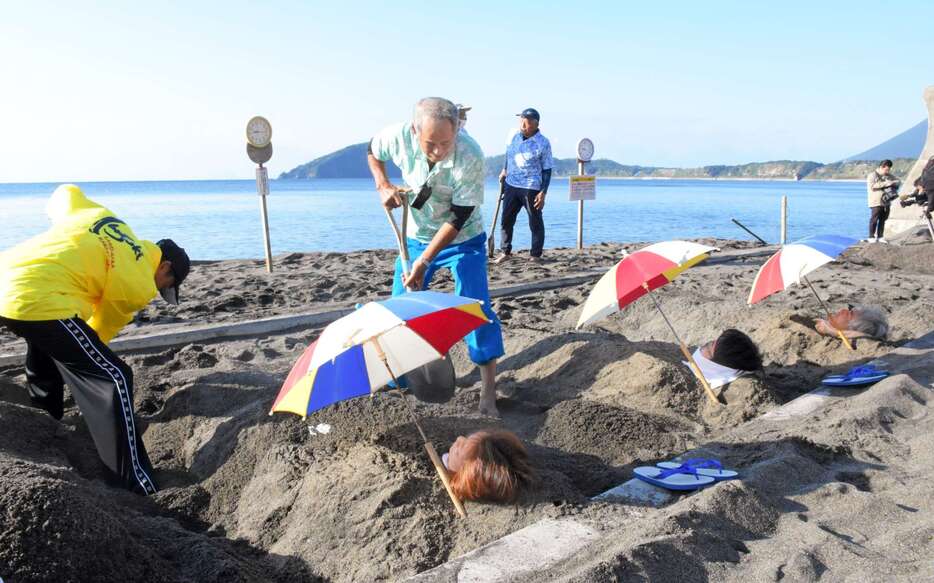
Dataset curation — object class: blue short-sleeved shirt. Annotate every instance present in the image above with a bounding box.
[371,123,486,244]
[504,129,554,191]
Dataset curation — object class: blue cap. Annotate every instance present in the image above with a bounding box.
[516,108,540,121]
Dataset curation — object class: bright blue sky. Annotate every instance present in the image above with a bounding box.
[1,1,931,182]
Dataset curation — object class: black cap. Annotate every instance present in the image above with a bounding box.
[516,108,540,121]
[156,239,190,305]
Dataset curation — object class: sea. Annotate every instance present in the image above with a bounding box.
[0,178,868,260]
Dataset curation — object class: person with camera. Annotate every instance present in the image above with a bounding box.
[900,156,934,220]
[866,159,900,243]
[366,97,505,417]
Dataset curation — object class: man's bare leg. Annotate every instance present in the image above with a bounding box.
[478,360,498,417]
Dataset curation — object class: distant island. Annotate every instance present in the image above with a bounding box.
[280,119,925,181]
[278,144,915,181]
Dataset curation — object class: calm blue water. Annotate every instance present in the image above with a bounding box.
[0,178,866,260]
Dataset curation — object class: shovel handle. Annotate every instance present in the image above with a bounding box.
[384,194,414,290]
[424,441,467,518]
[487,184,505,258]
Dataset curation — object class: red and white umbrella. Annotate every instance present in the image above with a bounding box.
[577,241,721,404]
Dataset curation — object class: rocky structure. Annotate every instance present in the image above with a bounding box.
[886,86,934,237]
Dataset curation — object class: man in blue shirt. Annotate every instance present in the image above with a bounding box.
[495,108,553,263]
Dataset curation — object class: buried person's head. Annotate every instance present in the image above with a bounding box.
[818,305,889,340]
[701,329,762,371]
[446,430,535,503]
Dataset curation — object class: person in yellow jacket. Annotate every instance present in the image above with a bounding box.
[0,184,190,495]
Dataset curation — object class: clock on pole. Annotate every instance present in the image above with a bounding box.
[245,116,274,272]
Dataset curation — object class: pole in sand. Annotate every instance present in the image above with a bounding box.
[780,195,788,246]
[641,282,721,405]
[572,138,596,251]
[246,116,274,273]
[802,276,855,351]
[731,218,768,246]
[487,182,505,258]
[369,338,468,518]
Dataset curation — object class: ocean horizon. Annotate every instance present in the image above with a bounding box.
[0,178,869,260]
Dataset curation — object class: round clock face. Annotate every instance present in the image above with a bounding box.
[577,138,595,162]
[246,116,272,148]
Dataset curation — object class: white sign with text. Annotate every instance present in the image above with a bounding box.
[569,175,596,201]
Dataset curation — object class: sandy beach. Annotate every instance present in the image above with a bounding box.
[2,228,933,582]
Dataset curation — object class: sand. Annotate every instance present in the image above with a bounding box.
[1,227,933,582]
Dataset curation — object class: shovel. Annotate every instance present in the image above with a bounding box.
[487,181,505,258]
[383,191,457,404]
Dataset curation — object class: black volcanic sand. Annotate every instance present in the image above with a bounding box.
[1,229,933,582]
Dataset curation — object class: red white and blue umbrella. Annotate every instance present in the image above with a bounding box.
[747,234,858,305]
[747,234,858,349]
[271,290,487,417]
[270,290,489,518]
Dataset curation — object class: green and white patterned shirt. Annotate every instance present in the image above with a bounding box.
[371,122,486,244]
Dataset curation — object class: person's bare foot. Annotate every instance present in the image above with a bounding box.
[478,360,499,417]
[478,397,500,418]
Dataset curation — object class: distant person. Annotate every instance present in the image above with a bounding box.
[444,430,536,503]
[699,329,763,371]
[456,103,471,134]
[815,305,889,340]
[0,184,190,495]
[367,97,505,416]
[866,159,900,243]
[495,107,554,263]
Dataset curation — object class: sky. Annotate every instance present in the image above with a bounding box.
[1,0,932,182]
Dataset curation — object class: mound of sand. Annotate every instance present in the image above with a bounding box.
[2,237,933,581]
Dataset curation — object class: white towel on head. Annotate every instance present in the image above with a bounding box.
[683,348,747,389]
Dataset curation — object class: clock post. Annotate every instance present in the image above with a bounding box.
[245,116,274,273]
[573,138,595,250]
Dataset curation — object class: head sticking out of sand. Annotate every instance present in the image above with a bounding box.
[446,430,535,503]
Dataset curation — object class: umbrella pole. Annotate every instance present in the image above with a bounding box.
[642,283,721,405]
[802,276,854,351]
[370,339,467,519]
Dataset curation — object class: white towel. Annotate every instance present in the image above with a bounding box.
[683,348,747,389]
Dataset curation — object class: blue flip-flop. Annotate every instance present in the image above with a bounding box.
[822,364,890,387]
[633,465,715,491]
[656,458,738,481]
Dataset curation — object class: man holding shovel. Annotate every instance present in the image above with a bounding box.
[367,97,504,416]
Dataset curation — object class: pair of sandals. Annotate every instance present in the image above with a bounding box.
[634,458,738,491]
[821,364,890,387]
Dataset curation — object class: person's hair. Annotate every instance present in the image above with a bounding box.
[711,329,762,371]
[413,97,459,133]
[849,305,889,339]
[449,430,535,503]
[880,159,893,168]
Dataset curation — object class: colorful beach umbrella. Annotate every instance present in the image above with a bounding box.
[576,241,722,404]
[747,234,858,349]
[270,290,489,518]
[576,241,717,328]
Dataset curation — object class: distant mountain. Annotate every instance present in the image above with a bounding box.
[843,120,926,162]
[278,142,401,179]
[280,143,918,182]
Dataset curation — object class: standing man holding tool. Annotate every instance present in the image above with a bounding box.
[366,97,505,417]
[494,107,553,263]
[0,184,190,495]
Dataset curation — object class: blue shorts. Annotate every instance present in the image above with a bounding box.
[392,233,505,365]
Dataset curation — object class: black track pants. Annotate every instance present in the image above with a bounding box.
[0,316,158,495]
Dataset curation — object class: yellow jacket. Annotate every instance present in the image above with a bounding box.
[0,184,161,344]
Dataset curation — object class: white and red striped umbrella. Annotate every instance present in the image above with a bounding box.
[576,241,718,329]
